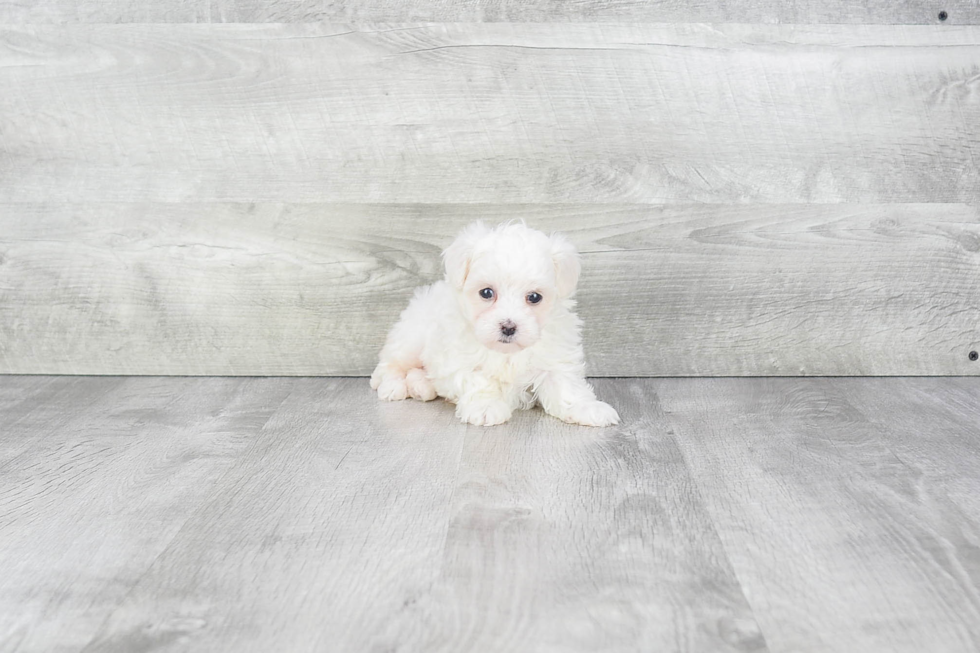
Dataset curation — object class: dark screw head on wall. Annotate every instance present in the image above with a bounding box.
[939,10,949,21]
[970,351,978,361]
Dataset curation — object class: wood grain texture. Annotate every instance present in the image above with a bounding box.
[0,0,207,23]
[834,377,980,534]
[398,391,765,652]
[2,203,978,376]
[0,376,297,653]
[209,1,980,24]
[0,376,767,653]
[79,378,470,652]
[2,0,979,24]
[658,377,980,653]
[3,24,980,203]
[3,376,979,652]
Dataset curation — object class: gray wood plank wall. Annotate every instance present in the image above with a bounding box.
[3,1,979,24]
[2,204,978,376]
[4,24,980,204]
[1,16,978,376]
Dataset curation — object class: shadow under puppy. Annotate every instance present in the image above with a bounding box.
[371,221,619,427]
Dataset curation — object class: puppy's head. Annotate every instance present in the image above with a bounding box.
[443,221,580,354]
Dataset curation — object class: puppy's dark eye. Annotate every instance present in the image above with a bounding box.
[479,288,494,300]
[527,292,543,304]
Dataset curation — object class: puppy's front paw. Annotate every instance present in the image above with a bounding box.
[563,400,619,427]
[457,400,513,426]
[376,376,409,401]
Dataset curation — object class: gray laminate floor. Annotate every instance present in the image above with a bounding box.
[1,376,978,653]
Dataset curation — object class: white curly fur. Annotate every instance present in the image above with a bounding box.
[370,221,619,427]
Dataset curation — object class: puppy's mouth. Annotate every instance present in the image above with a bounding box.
[490,336,525,353]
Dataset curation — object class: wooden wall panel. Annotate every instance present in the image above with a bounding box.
[2,24,979,204]
[2,1,979,24]
[2,204,977,376]
[0,1,207,23]
[211,2,980,24]
[3,21,979,376]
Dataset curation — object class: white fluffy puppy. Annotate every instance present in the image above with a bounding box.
[370,221,619,427]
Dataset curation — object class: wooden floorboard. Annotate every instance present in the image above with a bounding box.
[657,377,980,653]
[1,376,978,652]
[400,383,764,652]
[81,379,470,653]
[0,377,298,653]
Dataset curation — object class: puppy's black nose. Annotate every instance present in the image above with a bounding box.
[501,321,517,337]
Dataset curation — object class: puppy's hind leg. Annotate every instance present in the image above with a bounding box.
[371,356,414,402]
[371,310,428,402]
[372,364,410,401]
[405,368,437,401]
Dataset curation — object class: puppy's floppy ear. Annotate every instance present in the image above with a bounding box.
[551,232,581,299]
[443,221,490,288]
